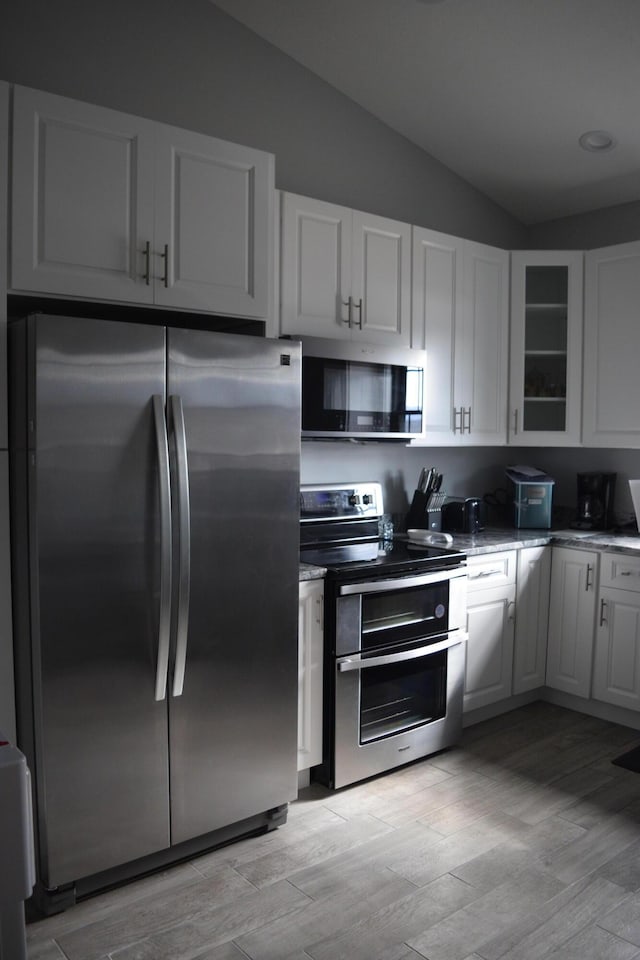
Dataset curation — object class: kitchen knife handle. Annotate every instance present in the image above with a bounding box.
[152,395,172,702]
[170,395,191,697]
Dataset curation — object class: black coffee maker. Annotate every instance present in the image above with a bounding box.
[571,472,616,530]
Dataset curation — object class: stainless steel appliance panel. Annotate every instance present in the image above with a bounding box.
[167,329,300,843]
[26,315,171,887]
[333,637,466,789]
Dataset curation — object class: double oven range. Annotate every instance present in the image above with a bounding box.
[300,483,468,789]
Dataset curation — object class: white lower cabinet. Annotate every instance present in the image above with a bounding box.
[545,546,598,698]
[297,580,324,772]
[513,546,551,694]
[464,552,516,712]
[593,553,640,711]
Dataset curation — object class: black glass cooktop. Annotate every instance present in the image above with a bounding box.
[300,537,466,580]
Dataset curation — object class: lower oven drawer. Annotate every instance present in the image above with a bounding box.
[332,631,467,789]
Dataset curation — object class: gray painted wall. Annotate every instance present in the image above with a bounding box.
[528,199,640,250]
[0,0,526,248]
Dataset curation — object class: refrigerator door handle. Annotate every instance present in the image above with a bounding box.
[152,395,172,701]
[169,395,191,697]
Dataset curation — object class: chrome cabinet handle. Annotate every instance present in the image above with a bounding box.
[161,244,169,288]
[152,395,172,701]
[599,598,608,627]
[342,296,353,326]
[464,407,472,434]
[453,407,462,433]
[354,297,363,329]
[513,408,518,436]
[337,631,468,672]
[142,240,151,285]
[170,395,191,697]
[508,600,516,623]
[585,563,594,591]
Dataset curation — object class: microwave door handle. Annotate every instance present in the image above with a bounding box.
[337,632,468,672]
[152,395,172,701]
[169,395,191,697]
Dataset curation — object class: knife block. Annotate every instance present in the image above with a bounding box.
[406,491,442,531]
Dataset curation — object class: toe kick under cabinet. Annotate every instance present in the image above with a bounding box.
[592,552,640,711]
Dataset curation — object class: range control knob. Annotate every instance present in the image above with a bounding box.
[348,494,361,506]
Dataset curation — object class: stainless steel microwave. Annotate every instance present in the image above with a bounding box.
[291,336,426,440]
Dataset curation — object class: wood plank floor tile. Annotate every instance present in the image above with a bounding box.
[107,880,310,960]
[406,867,566,960]
[55,866,262,960]
[24,704,640,960]
[477,875,631,960]
[305,873,479,960]
[598,890,640,947]
[234,866,415,960]
[546,923,640,960]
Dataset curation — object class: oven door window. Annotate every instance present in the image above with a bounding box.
[360,649,447,743]
[361,583,448,651]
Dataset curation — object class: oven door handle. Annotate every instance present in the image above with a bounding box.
[338,566,467,596]
[337,632,468,672]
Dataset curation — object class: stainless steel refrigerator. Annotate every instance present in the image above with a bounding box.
[9,313,301,911]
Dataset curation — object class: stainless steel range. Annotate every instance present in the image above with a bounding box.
[300,482,468,789]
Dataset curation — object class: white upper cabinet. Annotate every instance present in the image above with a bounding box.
[10,86,274,318]
[280,192,411,345]
[411,227,464,443]
[412,231,509,445]
[583,241,640,447]
[509,251,583,446]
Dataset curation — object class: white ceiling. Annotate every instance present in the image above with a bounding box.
[212,0,640,225]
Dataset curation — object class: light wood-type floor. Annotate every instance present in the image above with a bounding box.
[26,702,640,960]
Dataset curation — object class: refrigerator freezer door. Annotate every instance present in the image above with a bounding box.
[23,315,171,887]
[167,329,301,844]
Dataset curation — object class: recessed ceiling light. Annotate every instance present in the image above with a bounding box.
[579,130,617,152]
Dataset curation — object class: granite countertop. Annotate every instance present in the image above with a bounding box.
[298,526,640,579]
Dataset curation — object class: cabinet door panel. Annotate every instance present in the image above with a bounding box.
[412,228,462,441]
[280,193,351,338]
[464,585,515,712]
[513,546,550,694]
[352,212,410,345]
[546,547,597,698]
[11,86,155,302]
[154,125,273,317]
[583,242,640,447]
[456,241,509,445]
[593,588,640,710]
[298,580,324,771]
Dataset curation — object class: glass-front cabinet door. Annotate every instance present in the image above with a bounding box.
[509,251,584,446]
